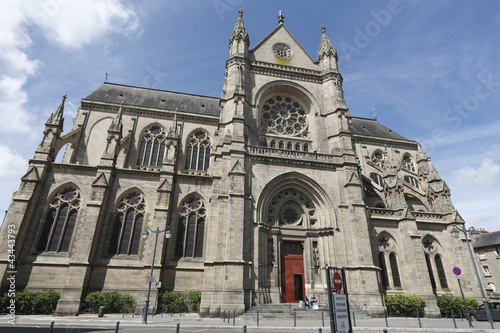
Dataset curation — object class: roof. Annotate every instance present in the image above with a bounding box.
[350,117,409,141]
[473,231,500,248]
[83,82,220,117]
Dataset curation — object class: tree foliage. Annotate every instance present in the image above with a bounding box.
[161,291,201,313]
[436,295,479,318]
[385,294,425,317]
[0,289,60,314]
[84,291,135,313]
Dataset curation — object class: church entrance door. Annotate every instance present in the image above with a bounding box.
[280,241,305,303]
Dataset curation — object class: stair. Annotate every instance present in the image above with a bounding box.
[238,303,373,321]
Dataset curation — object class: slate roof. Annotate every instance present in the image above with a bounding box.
[83,84,410,142]
[83,83,220,117]
[473,231,500,248]
[350,117,410,141]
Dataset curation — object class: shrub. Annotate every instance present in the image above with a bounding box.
[84,291,135,313]
[385,294,425,317]
[0,290,60,314]
[161,291,202,313]
[436,295,479,318]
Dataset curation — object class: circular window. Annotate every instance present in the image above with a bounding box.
[279,202,303,226]
[261,95,308,137]
[273,43,292,60]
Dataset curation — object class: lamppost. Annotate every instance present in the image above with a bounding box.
[451,225,494,329]
[142,226,171,324]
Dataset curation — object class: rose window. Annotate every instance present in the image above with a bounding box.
[261,95,308,137]
[273,43,292,60]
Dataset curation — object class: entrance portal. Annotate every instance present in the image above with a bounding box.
[281,241,305,303]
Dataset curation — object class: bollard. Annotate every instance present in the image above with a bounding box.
[115,321,120,333]
[384,310,389,327]
[452,311,457,329]
[459,309,463,321]
[417,310,421,328]
[257,311,259,326]
[233,310,235,326]
[322,311,324,327]
[48,321,54,333]
[294,310,296,327]
[223,310,226,322]
[176,323,180,333]
[243,324,247,333]
[352,311,356,327]
[228,310,230,325]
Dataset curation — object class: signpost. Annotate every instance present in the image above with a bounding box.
[453,267,472,328]
[326,265,352,333]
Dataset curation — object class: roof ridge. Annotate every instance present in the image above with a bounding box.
[102,82,220,100]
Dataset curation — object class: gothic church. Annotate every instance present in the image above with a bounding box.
[0,11,480,316]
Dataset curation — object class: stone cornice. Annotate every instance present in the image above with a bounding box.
[251,61,322,83]
[352,134,418,149]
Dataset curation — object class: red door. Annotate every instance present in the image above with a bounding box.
[281,241,305,303]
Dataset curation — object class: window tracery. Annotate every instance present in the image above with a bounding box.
[261,95,309,138]
[37,186,81,252]
[185,130,211,173]
[402,154,416,172]
[371,151,385,169]
[404,175,420,189]
[266,188,316,227]
[370,173,384,186]
[175,195,206,258]
[137,125,167,171]
[108,191,145,256]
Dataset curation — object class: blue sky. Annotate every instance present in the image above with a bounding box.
[1,0,499,231]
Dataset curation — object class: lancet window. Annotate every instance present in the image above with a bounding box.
[185,130,211,172]
[137,125,167,170]
[402,154,416,172]
[37,186,81,252]
[108,191,146,256]
[175,195,206,258]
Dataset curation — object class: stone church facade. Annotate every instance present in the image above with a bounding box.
[0,11,484,316]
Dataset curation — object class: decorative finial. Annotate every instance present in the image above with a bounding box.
[278,10,285,24]
[321,25,326,33]
[62,94,67,101]
[372,108,377,121]
[238,9,243,17]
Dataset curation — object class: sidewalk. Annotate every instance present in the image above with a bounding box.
[0,313,497,332]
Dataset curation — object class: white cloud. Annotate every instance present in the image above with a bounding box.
[452,158,500,187]
[27,0,142,49]
[0,144,27,179]
[0,0,141,136]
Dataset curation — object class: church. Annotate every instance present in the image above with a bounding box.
[0,11,482,317]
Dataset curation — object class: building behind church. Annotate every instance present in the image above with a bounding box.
[0,11,489,316]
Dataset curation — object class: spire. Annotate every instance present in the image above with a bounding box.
[229,10,249,46]
[109,103,123,132]
[278,10,285,25]
[48,94,66,125]
[317,26,337,61]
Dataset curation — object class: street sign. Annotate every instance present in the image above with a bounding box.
[147,276,156,282]
[453,267,461,276]
[332,289,337,295]
[156,281,162,288]
[334,272,343,291]
[334,294,349,332]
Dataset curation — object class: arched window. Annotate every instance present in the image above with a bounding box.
[137,125,167,170]
[370,173,384,186]
[279,141,285,149]
[435,255,448,289]
[185,130,211,172]
[175,195,206,258]
[389,253,401,288]
[404,175,420,189]
[371,151,385,168]
[108,191,145,255]
[261,95,309,138]
[37,187,81,252]
[378,252,389,289]
[402,154,416,172]
[425,254,437,290]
